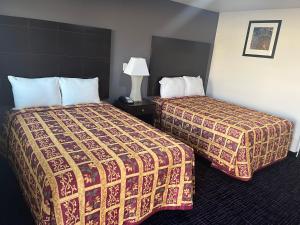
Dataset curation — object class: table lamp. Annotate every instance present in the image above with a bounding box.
[123,57,150,102]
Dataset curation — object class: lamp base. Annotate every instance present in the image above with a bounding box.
[130,76,143,102]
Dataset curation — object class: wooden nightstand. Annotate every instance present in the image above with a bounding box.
[114,99,155,125]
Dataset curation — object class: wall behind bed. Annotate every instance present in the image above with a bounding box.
[208,8,300,153]
[0,0,218,101]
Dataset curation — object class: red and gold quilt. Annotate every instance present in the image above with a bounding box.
[3,103,194,225]
[152,96,293,181]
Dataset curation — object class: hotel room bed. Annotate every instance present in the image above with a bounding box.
[0,16,196,225]
[1,103,194,225]
[152,96,293,181]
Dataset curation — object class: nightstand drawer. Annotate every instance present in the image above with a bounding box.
[135,105,154,115]
[121,104,154,116]
[114,99,155,125]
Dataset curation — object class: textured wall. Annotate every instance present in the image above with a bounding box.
[0,0,219,101]
[208,9,300,153]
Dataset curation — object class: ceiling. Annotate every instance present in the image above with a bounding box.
[172,0,300,12]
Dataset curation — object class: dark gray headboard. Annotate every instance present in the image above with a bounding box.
[0,15,111,107]
[148,36,211,96]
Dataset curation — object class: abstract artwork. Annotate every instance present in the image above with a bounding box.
[243,20,282,58]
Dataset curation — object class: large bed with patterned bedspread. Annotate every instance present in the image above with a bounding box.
[1,103,194,225]
[152,96,293,181]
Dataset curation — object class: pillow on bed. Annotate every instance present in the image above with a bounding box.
[59,77,101,106]
[183,76,205,96]
[159,77,185,98]
[8,76,61,109]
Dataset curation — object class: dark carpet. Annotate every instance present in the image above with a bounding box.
[1,153,300,225]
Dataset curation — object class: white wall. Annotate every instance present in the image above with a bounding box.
[208,8,300,153]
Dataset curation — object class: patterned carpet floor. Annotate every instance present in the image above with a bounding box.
[0,153,300,225]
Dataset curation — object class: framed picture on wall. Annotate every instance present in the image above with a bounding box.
[243,20,282,58]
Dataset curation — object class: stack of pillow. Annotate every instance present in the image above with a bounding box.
[8,76,101,110]
[159,76,205,98]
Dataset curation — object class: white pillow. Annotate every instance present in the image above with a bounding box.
[8,76,61,109]
[59,77,100,106]
[183,76,205,96]
[159,77,185,98]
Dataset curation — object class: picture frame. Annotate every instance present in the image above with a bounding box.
[243,20,282,58]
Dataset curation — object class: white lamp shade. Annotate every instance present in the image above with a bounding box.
[124,57,150,76]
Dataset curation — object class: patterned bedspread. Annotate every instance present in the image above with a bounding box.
[152,96,293,181]
[3,103,194,225]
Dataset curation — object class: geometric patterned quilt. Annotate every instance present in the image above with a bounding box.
[152,96,293,181]
[2,103,194,225]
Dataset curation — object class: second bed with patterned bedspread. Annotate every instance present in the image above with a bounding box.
[153,96,293,181]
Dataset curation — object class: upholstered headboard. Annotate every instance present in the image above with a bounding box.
[148,36,211,96]
[0,15,111,107]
